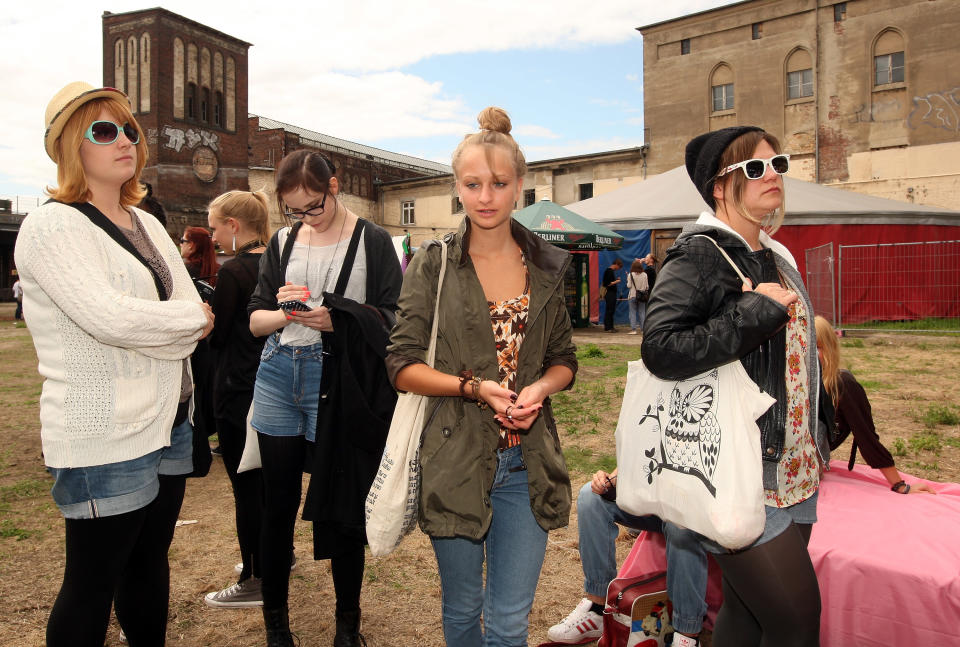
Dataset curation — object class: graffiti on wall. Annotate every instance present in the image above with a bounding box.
[908,87,960,132]
[161,126,220,153]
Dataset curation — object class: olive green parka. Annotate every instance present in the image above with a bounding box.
[386,217,578,539]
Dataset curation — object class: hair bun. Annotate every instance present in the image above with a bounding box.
[477,107,512,135]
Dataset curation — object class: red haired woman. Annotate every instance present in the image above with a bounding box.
[15,81,213,646]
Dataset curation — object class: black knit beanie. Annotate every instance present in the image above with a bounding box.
[685,126,765,209]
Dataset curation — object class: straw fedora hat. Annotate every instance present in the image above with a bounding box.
[44,82,130,162]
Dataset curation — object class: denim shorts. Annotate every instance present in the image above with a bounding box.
[250,335,323,442]
[700,489,819,554]
[48,415,194,519]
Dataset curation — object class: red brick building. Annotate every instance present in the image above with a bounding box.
[102,8,251,230]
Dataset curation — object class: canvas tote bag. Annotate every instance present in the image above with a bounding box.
[365,241,447,557]
[615,235,776,549]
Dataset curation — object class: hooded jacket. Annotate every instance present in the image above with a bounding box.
[386,217,578,538]
[641,212,830,490]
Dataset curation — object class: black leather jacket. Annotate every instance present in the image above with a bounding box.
[641,221,830,490]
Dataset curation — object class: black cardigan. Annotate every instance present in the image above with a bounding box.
[247,218,402,329]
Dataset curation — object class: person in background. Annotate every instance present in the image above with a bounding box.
[643,253,658,292]
[625,258,648,335]
[181,226,218,286]
[248,150,401,647]
[815,315,936,495]
[16,81,212,647]
[139,182,167,228]
[387,106,577,647]
[201,190,271,608]
[643,126,832,647]
[547,467,709,647]
[12,277,23,321]
[602,257,622,332]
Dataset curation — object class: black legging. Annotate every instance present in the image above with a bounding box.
[258,433,365,612]
[712,522,820,647]
[217,412,264,580]
[46,474,186,647]
[604,292,618,330]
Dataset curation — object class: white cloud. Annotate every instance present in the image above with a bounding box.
[513,124,561,139]
[626,73,639,82]
[0,0,736,195]
[525,136,646,161]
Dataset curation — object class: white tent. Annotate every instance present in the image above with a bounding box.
[565,165,960,229]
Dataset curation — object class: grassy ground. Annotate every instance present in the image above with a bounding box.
[0,308,958,646]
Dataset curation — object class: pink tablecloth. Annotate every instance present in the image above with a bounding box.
[810,461,960,647]
[619,461,960,646]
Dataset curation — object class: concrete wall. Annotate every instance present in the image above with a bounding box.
[640,0,960,207]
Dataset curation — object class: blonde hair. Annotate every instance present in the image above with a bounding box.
[208,190,271,244]
[715,130,786,235]
[46,97,147,207]
[815,315,842,407]
[451,107,527,180]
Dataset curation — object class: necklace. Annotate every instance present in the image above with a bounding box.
[235,239,264,256]
[303,207,349,306]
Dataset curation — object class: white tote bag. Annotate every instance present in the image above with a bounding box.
[365,241,447,557]
[615,236,775,549]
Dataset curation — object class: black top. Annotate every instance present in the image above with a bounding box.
[603,267,618,297]
[644,264,657,290]
[210,251,267,420]
[831,369,895,469]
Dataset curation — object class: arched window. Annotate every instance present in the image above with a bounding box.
[200,88,210,123]
[187,83,197,120]
[114,39,125,92]
[126,36,138,113]
[214,91,223,127]
[711,64,734,112]
[139,34,151,113]
[786,48,814,100]
[173,38,185,119]
[874,29,905,86]
[226,57,236,131]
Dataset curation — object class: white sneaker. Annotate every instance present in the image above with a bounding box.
[204,577,263,608]
[627,330,638,335]
[547,598,603,644]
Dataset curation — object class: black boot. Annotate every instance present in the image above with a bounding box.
[263,606,296,647]
[333,607,366,647]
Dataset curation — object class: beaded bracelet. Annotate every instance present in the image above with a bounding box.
[891,480,911,494]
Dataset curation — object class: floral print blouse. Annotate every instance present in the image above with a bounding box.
[489,269,531,450]
[765,294,820,507]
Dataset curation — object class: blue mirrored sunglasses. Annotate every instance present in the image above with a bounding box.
[83,120,140,146]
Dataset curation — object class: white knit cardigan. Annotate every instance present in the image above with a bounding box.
[14,202,208,468]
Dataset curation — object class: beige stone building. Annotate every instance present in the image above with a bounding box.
[639,0,960,208]
[380,146,649,247]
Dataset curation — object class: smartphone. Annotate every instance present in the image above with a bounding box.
[279,300,311,313]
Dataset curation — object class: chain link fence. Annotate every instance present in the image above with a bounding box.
[807,240,960,332]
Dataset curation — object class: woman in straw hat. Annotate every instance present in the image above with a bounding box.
[15,81,213,646]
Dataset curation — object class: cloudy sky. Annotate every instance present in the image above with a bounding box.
[0,0,735,201]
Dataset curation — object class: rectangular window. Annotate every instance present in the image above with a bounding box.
[579,183,594,201]
[681,38,690,55]
[874,51,905,86]
[712,83,734,111]
[752,23,762,40]
[451,196,462,214]
[523,189,536,207]
[787,69,814,99]
[401,200,415,226]
[834,2,847,22]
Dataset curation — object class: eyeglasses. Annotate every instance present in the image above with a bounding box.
[83,120,140,146]
[283,193,327,220]
[718,154,790,180]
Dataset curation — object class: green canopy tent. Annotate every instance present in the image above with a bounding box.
[512,198,623,250]
[513,198,623,327]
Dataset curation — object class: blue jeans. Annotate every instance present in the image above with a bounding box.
[431,445,547,647]
[49,416,194,519]
[251,335,323,441]
[576,482,708,635]
[628,299,645,332]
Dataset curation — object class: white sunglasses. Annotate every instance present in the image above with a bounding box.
[718,154,790,180]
